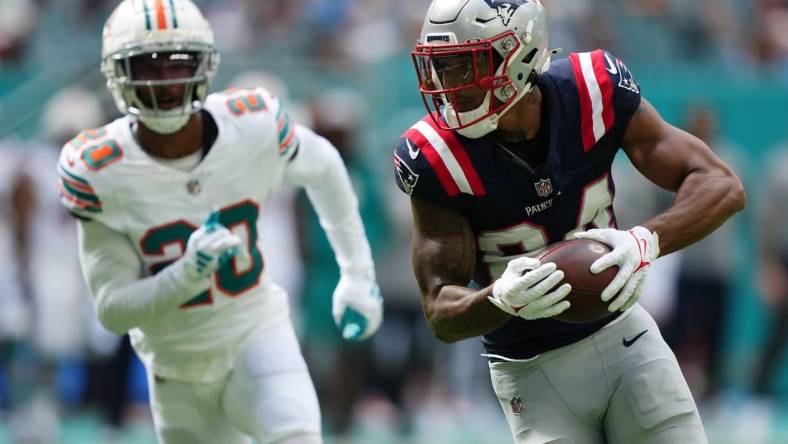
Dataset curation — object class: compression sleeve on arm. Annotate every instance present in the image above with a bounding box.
[283,124,375,278]
[78,220,209,333]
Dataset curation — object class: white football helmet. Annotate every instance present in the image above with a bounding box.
[101,0,219,134]
[412,0,557,138]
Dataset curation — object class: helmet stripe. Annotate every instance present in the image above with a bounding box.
[142,0,152,31]
[168,0,178,28]
[154,0,167,30]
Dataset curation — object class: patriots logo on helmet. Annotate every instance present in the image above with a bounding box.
[497,5,515,26]
[394,152,419,195]
[482,0,531,8]
[482,0,531,26]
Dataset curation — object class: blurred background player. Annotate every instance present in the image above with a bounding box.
[9,87,106,444]
[754,142,788,400]
[56,1,382,443]
[660,102,749,401]
[394,0,744,442]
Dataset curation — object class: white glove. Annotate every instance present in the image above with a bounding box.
[332,272,383,341]
[181,211,243,281]
[574,226,660,312]
[488,257,572,320]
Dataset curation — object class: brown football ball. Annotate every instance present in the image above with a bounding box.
[536,238,619,324]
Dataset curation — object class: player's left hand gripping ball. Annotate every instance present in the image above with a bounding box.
[332,272,383,342]
[573,226,659,312]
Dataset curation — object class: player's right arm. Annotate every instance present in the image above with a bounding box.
[78,219,203,333]
[58,128,243,333]
[78,215,241,334]
[410,196,508,342]
[394,127,570,341]
[410,197,570,342]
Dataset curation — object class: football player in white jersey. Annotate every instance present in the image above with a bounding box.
[56,1,383,443]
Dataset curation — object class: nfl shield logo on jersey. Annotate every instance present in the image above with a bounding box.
[510,396,524,416]
[186,178,202,195]
[534,178,553,197]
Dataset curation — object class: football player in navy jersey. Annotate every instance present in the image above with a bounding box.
[393,1,745,443]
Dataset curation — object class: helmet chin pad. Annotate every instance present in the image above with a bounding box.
[443,92,498,139]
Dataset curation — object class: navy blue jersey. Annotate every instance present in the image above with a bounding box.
[393,49,643,359]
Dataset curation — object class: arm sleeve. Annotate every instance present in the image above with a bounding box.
[392,135,451,203]
[603,50,642,144]
[282,124,375,278]
[57,151,102,221]
[78,219,209,333]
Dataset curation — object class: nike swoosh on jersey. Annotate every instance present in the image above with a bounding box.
[406,139,420,160]
[622,330,648,347]
[604,53,618,75]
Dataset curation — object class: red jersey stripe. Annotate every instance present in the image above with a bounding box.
[421,115,486,196]
[403,129,461,197]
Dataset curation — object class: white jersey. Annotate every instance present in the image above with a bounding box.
[57,87,301,382]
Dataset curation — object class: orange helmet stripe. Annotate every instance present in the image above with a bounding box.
[155,0,167,30]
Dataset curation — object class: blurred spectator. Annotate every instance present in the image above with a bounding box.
[0,142,31,420]
[297,87,390,437]
[0,86,98,442]
[0,0,38,63]
[29,87,104,358]
[13,86,140,440]
[754,142,788,398]
[371,157,441,434]
[542,0,617,53]
[338,0,403,66]
[750,0,788,72]
[661,102,747,401]
[0,144,30,344]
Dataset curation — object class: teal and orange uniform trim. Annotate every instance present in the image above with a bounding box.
[57,165,102,213]
[276,104,298,157]
[142,0,179,31]
[81,140,124,172]
[226,92,267,116]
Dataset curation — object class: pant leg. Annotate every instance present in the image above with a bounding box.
[146,370,250,444]
[489,327,610,444]
[222,319,322,444]
[601,305,707,444]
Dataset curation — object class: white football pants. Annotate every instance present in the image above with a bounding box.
[145,318,322,444]
[489,304,706,444]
